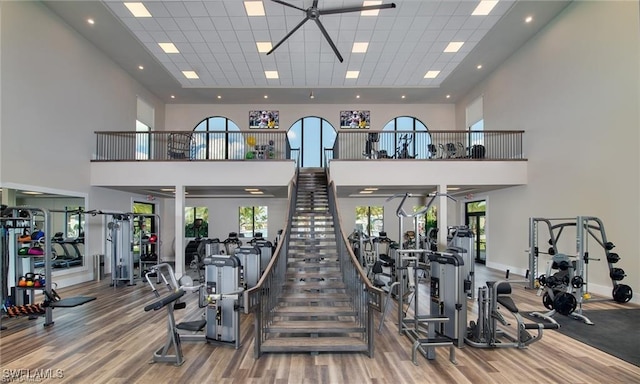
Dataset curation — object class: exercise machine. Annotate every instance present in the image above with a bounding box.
[466,278,559,349]
[380,192,460,365]
[222,232,243,255]
[143,258,245,366]
[447,226,475,298]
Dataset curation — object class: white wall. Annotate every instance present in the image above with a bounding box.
[0,2,165,286]
[164,103,455,132]
[461,1,639,300]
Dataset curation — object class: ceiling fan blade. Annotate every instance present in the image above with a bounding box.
[314,19,344,63]
[267,16,311,56]
[320,3,396,16]
[271,0,306,12]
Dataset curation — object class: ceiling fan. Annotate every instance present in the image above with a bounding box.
[267,0,397,63]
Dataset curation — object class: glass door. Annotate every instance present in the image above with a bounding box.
[465,201,486,264]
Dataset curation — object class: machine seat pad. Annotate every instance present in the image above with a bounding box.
[497,296,519,313]
[524,322,560,330]
[379,254,395,265]
[177,319,207,332]
[487,281,512,295]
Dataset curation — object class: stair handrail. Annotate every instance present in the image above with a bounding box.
[243,169,298,358]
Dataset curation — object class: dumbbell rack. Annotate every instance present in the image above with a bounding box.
[1,206,55,326]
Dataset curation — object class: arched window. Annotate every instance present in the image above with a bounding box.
[192,116,242,160]
[287,117,337,168]
[381,116,430,159]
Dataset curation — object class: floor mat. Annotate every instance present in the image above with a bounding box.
[524,308,640,366]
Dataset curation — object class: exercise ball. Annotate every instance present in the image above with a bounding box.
[247,136,256,146]
[245,151,255,159]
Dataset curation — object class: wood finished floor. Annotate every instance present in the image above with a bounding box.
[1,265,639,384]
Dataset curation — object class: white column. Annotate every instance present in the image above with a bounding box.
[438,184,448,250]
[174,184,185,277]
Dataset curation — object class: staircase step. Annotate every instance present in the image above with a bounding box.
[273,306,356,317]
[261,337,368,353]
[278,293,351,303]
[286,271,342,279]
[267,321,364,334]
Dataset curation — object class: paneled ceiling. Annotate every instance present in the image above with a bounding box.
[44,0,571,104]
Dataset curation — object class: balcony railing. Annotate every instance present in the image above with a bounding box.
[93,130,524,161]
[334,130,524,160]
[94,131,293,161]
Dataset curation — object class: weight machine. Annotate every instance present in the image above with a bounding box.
[447,226,476,298]
[528,216,633,325]
[379,192,462,365]
[143,257,245,365]
[466,277,559,349]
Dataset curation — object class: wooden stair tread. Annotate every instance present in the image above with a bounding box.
[261,337,368,352]
[273,306,355,315]
[267,321,364,333]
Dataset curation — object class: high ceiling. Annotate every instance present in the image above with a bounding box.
[44,0,571,104]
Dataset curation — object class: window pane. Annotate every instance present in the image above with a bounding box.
[185,207,208,238]
[254,206,268,238]
[135,120,150,160]
[369,206,384,236]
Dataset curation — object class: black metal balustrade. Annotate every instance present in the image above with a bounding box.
[93,130,524,162]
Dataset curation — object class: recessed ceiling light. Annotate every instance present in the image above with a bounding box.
[359,190,374,194]
[345,70,360,79]
[138,65,144,70]
[477,64,483,69]
[472,0,498,16]
[264,95,268,99]
[160,188,175,192]
[525,16,533,23]
[23,191,44,195]
[364,187,379,191]
[217,95,222,99]
[362,1,382,16]
[444,42,464,53]
[244,1,265,16]
[170,95,175,99]
[158,42,179,53]
[424,70,440,79]
[250,191,264,195]
[245,188,260,192]
[352,42,369,53]
[447,187,461,191]
[182,70,199,79]
[401,95,406,99]
[87,18,95,25]
[446,94,451,99]
[356,94,360,99]
[265,70,279,79]
[124,2,152,18]
[256,42,272,53]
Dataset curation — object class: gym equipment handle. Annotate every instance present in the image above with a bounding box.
[144,290,186,312]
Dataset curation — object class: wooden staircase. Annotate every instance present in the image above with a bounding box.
[260,169,368,354]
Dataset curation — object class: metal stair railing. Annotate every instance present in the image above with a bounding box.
[244,171,298,358]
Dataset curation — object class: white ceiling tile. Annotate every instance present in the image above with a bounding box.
[185,2,209,17]
[236,30,256,42]
[192,17,215,31]
[229,16,252,30]
[218,30,238,42]
[174,17,198,31]
[138,18,162,31]
[203,1,228,17]
[212,16,234,30]
[436,29,457,42]
[156,18,180,31]
[453,29,475,41]
[134,30,155,43]
[445,15,469,30]
[436,1,459,16]
[166,30,189,43]
[143,2,170,17]
[224,1,251,17]
[480,15,503,29]
[201,30,221,42]
[149,31,171,42]
[164,2,190,17]
[183,30,205,43]
[427,16,449,30]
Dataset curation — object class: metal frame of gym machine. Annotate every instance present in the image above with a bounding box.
[528,216,633,325]
[381,192,465,365]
